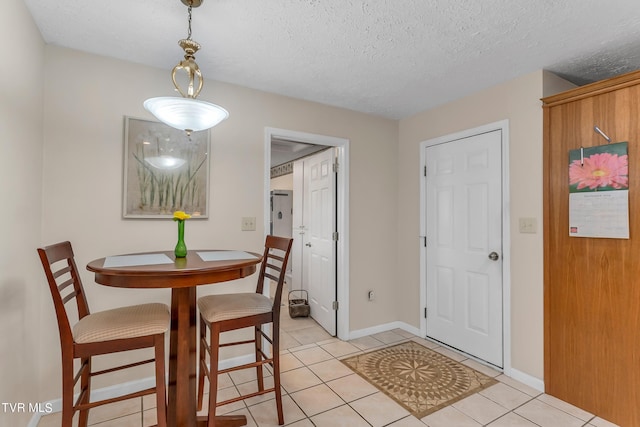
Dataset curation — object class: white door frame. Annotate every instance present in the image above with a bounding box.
[419,119,512,374]
[264,127,350,340]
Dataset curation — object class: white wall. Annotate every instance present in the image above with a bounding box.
[37,46,398,399]
[2,1,580,413]
[0,1,45,425]
[270,173,294,191]
[397,71,559,380]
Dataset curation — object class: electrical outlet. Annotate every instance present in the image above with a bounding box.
[241,217,256,231]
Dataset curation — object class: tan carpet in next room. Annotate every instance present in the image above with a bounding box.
[341,341,498,419]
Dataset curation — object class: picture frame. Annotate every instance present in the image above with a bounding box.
[122,116,210,219]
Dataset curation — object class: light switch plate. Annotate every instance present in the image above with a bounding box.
[519,217,537,234]
[241,217,256,231]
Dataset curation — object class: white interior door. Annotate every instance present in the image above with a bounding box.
[303,148,337,335]
[425,129,503,367]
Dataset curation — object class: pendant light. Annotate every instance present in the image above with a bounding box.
[144,0,228,135]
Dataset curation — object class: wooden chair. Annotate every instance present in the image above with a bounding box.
[37,241,169,427]
[197,235,293,427]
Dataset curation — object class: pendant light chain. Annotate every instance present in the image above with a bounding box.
[187,5,193,40]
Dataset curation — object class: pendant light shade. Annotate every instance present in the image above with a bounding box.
[144,97,228,133]
[144,1,228,134]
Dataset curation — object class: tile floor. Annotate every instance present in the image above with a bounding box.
[37,311,620,427]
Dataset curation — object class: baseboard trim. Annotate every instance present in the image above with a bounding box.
[507,368,545,392]
[348,321,422,340]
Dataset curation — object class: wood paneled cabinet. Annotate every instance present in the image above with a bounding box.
[543,70,640,427]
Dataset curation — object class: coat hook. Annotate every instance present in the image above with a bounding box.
[594,126,611,143]
[580,147,584,166]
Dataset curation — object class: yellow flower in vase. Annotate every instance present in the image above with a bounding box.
[173,211,191,258]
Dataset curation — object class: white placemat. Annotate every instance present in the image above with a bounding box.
[103,253,174,268]
[197,251,258,262]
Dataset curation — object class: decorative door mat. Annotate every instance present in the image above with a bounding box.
[341,341,498,418]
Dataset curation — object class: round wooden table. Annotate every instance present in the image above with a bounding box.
[87,250,261,427]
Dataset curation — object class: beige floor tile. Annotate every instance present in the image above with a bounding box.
[421,406,481,427]
[236,376,287,407]
[287,326,333,345]
[431,346,466,362]
[590,417,621,427]
[214,385,247,415]
[226,407,258,427]
[142,407,157,427]
[495,374,541,397]
[479,382,532,410]
[36,412,62,427]
[320,340,360,358]
[87,398,141,425]
[460,358,501,378]
[387,415,429,426]
[279,330,302,350]
[350,392,410,427]
[452,393,510,424]
[409,337,440,349]
[286,418,315,427]
[317,337,340,345]
[142,394,156,411]
[228,366,271,386]
[310,404,371,427]
[538,393,593,421]
[392,328,419,339]
[348,335,385,350]
[90,412,141,427]
[248,395,305,427]
[514,399,585,427]
[487,412,540,426]
[280,367,322,393]
[291,346,334,365]
[279,352,305,372]
[291,383,344,416]
[326,373,379,402]
[370,330,406,344]
[307,358,354,382]
[288,342,318,352]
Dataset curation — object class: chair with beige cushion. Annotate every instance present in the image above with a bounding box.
[37,241,169,427]
[197,235,293,427]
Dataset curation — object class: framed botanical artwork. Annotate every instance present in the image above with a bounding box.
[123,116,210,218]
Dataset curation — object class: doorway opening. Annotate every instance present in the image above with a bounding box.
[264,127,350,340]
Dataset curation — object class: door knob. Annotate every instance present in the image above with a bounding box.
[488,251,499,261]
[305,243,312,247]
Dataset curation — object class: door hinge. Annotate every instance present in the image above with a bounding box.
[333,162,339,173]
[424,165,427,177]
[421,236,427,247]
[424,307,428,318]
[332,231,339,241]
[332,301,339,310]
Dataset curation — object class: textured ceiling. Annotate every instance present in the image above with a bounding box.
[23,0,640,119]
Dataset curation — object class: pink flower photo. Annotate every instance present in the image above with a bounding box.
[569,152,628,191]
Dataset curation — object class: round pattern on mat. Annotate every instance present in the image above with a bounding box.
[342,341,497,418]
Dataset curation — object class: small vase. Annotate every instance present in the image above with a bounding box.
[174,220,187,258]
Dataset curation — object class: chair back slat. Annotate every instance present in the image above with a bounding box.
[255,235,293,314]
[264,273,279,282]
[37,241,91,349]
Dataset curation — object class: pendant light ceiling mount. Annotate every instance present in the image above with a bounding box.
[144,0,228,135]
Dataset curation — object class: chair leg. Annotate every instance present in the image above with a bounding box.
[197,316,207,411]
[255,325,264,392]
[154,335,168,427]
[272,320,284,425]
[61,356,75,427]
[207,324,221,427]
[78,357,91,427]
